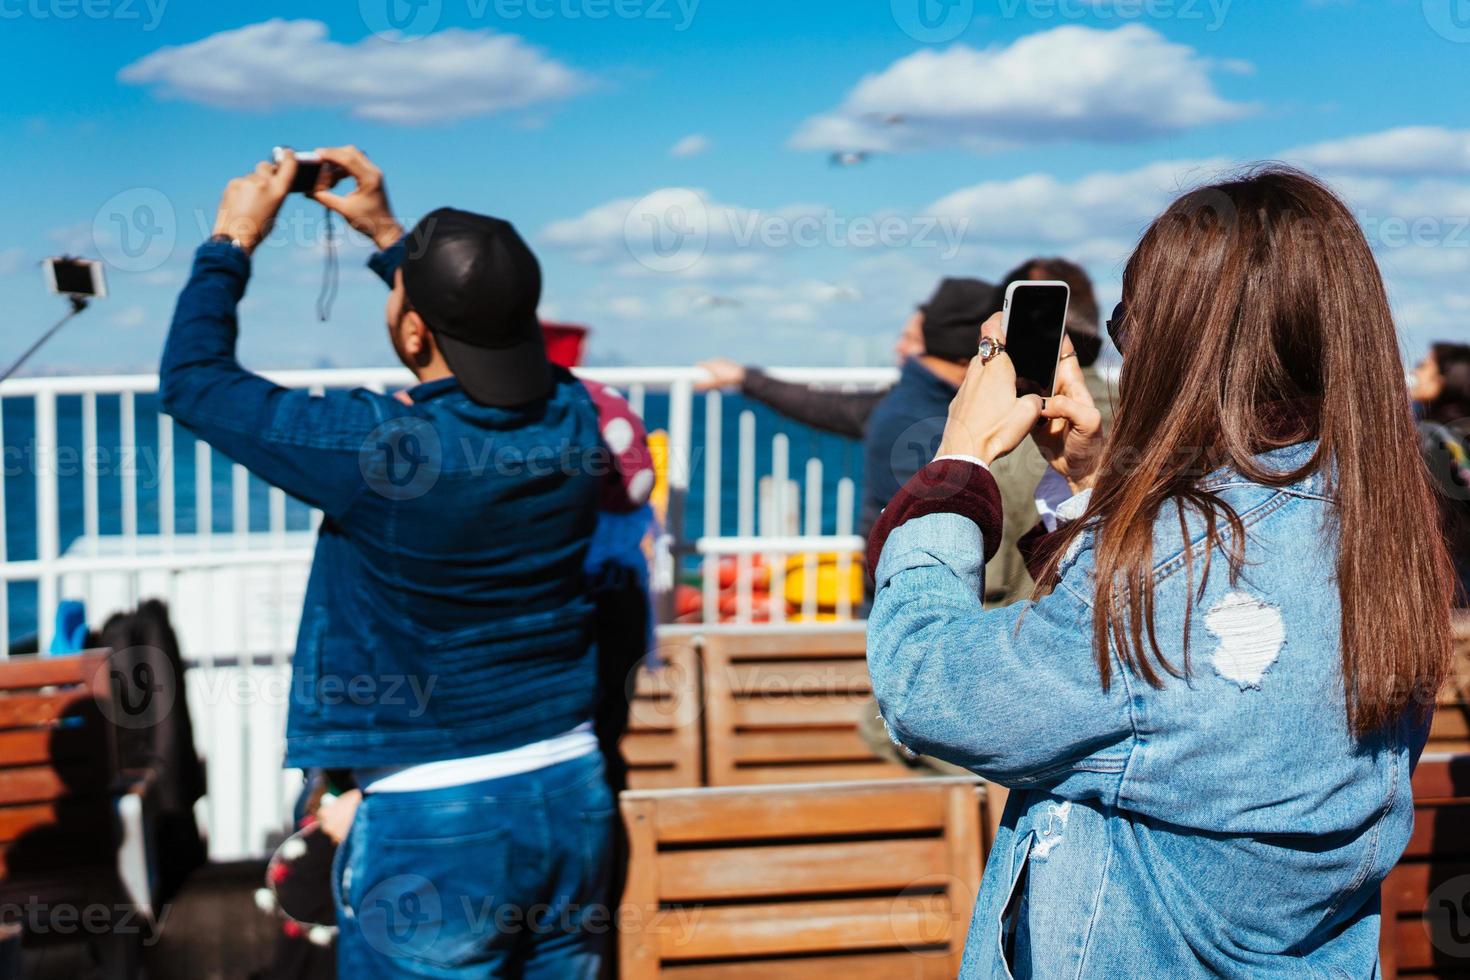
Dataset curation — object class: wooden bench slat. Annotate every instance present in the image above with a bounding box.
[702,629,870,661]
[659,951,956,979]
[1383,861,1470,909]
[724,661,873,698]
[718,762,912,786]
[1403,804,1470,858]
[0,655,105,692]
[730,697,871,729]
[1412,756,1470,802]
[0,694,98,731]
[648,784,951,843]
[731,730,884,765]
[658,894,955,961]
[657,839,946,902]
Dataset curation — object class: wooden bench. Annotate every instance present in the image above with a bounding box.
[618,777,985,978]
[1427,617,1470,754]
[622,638,705,790]
[1381,752,1470,979]
[0,650,151,977]
[701,628,910,787]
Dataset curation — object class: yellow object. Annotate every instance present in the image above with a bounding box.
[783,552,864,609]
[647,430,670,525]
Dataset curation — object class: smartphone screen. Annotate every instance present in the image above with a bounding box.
[1002,282,1069,398]
[45,258,105,298]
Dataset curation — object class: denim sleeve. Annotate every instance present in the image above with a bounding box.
[867,511,1135,786]
[367,236,407,287]
[159,241,382,519]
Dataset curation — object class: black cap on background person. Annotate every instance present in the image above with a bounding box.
[920,277,998,362]
[401,207,550,407]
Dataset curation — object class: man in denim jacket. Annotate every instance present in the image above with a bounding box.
[161,148,614,978]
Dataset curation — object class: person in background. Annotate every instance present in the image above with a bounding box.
[1412,342,1470,601]
[701,277,996,539]
[983,257,1114,608]
[162,147,613,978]
[694,312,923,439]
[859,278,997,541]
[697,258,1112,606]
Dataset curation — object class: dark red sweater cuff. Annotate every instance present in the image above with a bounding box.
[866,458,1004,574]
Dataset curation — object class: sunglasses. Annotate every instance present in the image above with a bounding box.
[1106,301,1127,355]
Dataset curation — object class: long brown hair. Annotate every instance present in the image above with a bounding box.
[1035,166,1454,736]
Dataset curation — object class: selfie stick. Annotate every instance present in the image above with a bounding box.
[0,295,89,385]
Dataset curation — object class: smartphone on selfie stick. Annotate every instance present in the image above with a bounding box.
[1001,280,1070,399]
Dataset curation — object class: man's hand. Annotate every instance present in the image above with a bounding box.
[317,789,361,844]
[312,146,403,251]
[212,156,297,254]
[696,358,747,391]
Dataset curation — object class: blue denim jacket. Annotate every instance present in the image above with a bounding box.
[868,442,1425,978]
[160,241,605,768]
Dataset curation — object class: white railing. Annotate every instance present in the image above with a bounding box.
[0,365,893,858]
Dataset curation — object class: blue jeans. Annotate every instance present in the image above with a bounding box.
[334,752,615,978]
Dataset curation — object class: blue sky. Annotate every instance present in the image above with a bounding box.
[1,0,1467,373]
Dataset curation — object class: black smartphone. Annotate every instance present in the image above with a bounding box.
[43,257,107,298]
[272,147,336,194]
[1001,281,1070,398]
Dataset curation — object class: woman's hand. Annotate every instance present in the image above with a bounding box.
[935,313,1044,466]
[1032,335,1104,494]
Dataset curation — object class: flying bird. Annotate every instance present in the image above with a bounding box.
[829,151,870,168]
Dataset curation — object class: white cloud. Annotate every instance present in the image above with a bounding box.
[118,19,588,124]
[1283,126,1470,177]
[926,158,1233,243]
[670,134,711,158]
[110,305,149,329]
[0,248,25,276]
[790,25,1255,153]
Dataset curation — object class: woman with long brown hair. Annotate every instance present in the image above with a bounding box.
[866,166,1455,977]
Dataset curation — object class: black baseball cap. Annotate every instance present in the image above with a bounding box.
[920,277,997,362]
[400,208,550,407]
